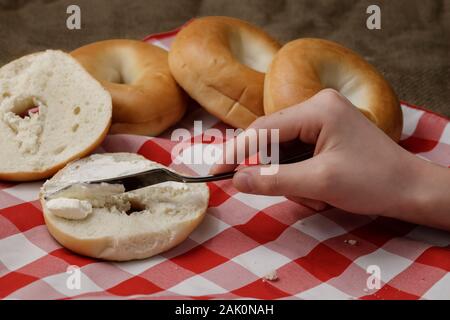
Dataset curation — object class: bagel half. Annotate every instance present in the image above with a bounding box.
[0,50,112,181]
[40,153,209,261]
[264,38,403,141]
[72,39,187,136]
[169,16,281,129]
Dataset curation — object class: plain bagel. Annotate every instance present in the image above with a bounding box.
[0,50,111,181]
[264,38,403,141]
[40,153,209,261]
[72,39,187,136]
[169,16,281,129]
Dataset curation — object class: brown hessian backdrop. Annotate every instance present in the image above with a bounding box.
[0,0,449,116]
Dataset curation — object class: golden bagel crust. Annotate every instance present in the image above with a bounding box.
[41,198,207,261]
[169,16,281,129]
[265,38,402,141]
[72,39,187,136]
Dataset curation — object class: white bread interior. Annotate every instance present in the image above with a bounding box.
[40,153,210,261]
[0,50,112,181]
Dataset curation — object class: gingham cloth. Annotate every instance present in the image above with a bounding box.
[1,26,449,300]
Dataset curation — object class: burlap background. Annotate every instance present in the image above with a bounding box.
[0,0,448,116]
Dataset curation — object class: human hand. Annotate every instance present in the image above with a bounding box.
[210,89,450,230]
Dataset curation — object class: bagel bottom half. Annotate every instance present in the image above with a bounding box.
[40,153,209,261]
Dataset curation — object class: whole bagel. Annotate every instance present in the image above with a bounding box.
[169,16,281,129]
[264,38,403,141]
[72,39,187,136]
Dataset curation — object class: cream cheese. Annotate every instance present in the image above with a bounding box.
[46,198,92,220]
[52,182,125,202]
[43,155,195,221]
[58,155,150,182]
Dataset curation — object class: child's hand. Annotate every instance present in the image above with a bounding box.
[210,89,450,230]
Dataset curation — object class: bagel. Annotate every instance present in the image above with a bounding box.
[71,39,187,136]
[169,16,281,129]
[0,50,111,182]
[40,153,209,261]
[264,38,403,141]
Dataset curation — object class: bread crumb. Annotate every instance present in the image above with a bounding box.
[344,239,358,246]
[262,270,278,282]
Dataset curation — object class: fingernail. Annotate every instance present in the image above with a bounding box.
[233,172,253,192]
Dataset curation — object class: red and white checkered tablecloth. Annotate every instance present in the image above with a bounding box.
[1,25,449,300]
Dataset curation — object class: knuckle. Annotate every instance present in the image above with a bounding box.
[250,115,269,130]
[317,88,343,103]
[318,88,342,101]
[315,89,351,121]
[318,89,345,107]
[255,174,279,195]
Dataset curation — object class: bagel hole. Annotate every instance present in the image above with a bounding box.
[125,200,146,215]
[10,96,41,118]
[319,62,367,108]
[117,72,127,84]
[113,72,125,84]
[110,67,133,85]
[228,30,274,73]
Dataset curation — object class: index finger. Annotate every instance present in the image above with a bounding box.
[209,93,327,174]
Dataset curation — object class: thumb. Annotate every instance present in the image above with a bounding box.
[232,158,322,198]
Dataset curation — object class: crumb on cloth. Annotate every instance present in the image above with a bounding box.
[262,270,278,282]
[344,239,358,246]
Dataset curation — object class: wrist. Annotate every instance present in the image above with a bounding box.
[395,154,450,230]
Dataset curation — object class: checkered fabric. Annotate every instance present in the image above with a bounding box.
[1,25,449,300]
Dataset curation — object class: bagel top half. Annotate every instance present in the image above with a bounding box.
[169,16,281,129]
[0,50,111,181]
[264,38,403,141]
[72,39,187,136]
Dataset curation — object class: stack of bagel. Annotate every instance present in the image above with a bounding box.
[167,16,402,140]
[0,16,403,261]
[72,16,402,142]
